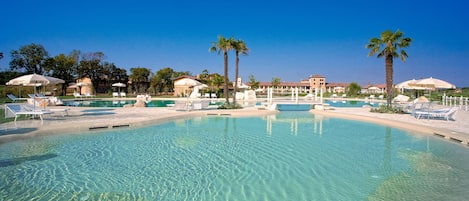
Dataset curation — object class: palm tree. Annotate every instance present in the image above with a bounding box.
[232,39,249,106]
[209,35,234,105]
[366,29,412,106]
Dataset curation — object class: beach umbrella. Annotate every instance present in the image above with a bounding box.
[395,79,418,90]
[194,84,208,90]
[112,82,126,93]
[414,77,456,89]
[6,73,64,94]
[44,76,65,85]
[174,78,203,87]
[6,73,51,86]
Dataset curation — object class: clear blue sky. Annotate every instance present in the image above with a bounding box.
[1,0,468,87]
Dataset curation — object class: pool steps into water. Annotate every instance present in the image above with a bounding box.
[89,124,130,130]
[206,113,232,116]
[433,132,468,145]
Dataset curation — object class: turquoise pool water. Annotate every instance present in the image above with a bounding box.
[1,112,468,200]
[325,99,381,107]
[64,99,175,107]
[277,104,312,111]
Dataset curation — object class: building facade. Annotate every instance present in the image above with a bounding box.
[253,74,327,94]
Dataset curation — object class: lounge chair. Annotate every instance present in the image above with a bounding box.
[74,92,83,98]
[120,92,126,97]
[112,92,119,98]
[393,94,410,104]
[85,93,96,98]
[192,100,211,110]
[35,93,47,98]
[414,107,458,121]
[173,100,191,111]
[304,93,314,100]
[4,103,52,125]
[7,94,28,102]
[211,93,217,99]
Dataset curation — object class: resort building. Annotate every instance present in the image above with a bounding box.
[325,82,350,94]
[361,84,386,94]
[253,74,327,94]
[173,75,202,97]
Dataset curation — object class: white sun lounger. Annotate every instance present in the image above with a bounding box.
[414,107,458,121]
[7,94,28,102]
[4,103,52,125]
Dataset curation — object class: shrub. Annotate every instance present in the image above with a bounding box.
[218,103,243,109]
[370,105,405,114]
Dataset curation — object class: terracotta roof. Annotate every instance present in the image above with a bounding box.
[326,82,350,87]
[309,74,325,78]
[257,82,309,87]
[362,83,386,89]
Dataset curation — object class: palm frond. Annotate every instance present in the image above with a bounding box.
[400,50,408,62]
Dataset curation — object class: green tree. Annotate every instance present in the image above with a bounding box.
[45,52,79,95]
[209,35,234,104]
[366,30,412,106]
[151,67,176,95]
[271,77,281,95]
[271,77,281,87]
[172,71,191,78]
[199,69,210,83]
[109,66,128,84]
[232,39,249,106]
[0,70,23,89]
[347,82,361,97]
[77,52,105,93]
[9,43,49,74]
[211,73,224,97]
[104,62,128,93]
[130,67,151,94]
[248,74,259,89]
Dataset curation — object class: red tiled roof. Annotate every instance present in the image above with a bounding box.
[257,82,309,87]
[362,83,386,89]
[309,74,325,78]
[326,82,350,87]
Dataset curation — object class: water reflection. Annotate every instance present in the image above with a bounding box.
[265,111,326,136]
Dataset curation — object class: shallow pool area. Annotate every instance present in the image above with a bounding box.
[64,99,175,107]
[325,99,382,107]
[277,103,313,111]
[1,111,468,200]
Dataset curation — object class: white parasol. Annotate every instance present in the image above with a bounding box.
[174,78,203,87]
[413,77,456,89]
[112,82,126,93]
[7,73,51,86]
[7,73,64,95]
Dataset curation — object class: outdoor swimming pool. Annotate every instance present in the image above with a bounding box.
[64,99,175,107]
[325,99,382,107]
[1,112,468,200]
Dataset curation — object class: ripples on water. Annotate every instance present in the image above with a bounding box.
[0,111,468,200]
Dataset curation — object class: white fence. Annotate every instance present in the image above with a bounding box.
[442,96,469,111]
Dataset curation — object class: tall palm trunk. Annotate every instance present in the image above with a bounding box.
[385,55,393,106]
[233,51,239,106]
[223,50,230,104]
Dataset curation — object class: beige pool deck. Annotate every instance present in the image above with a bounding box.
[1,99,468,147]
